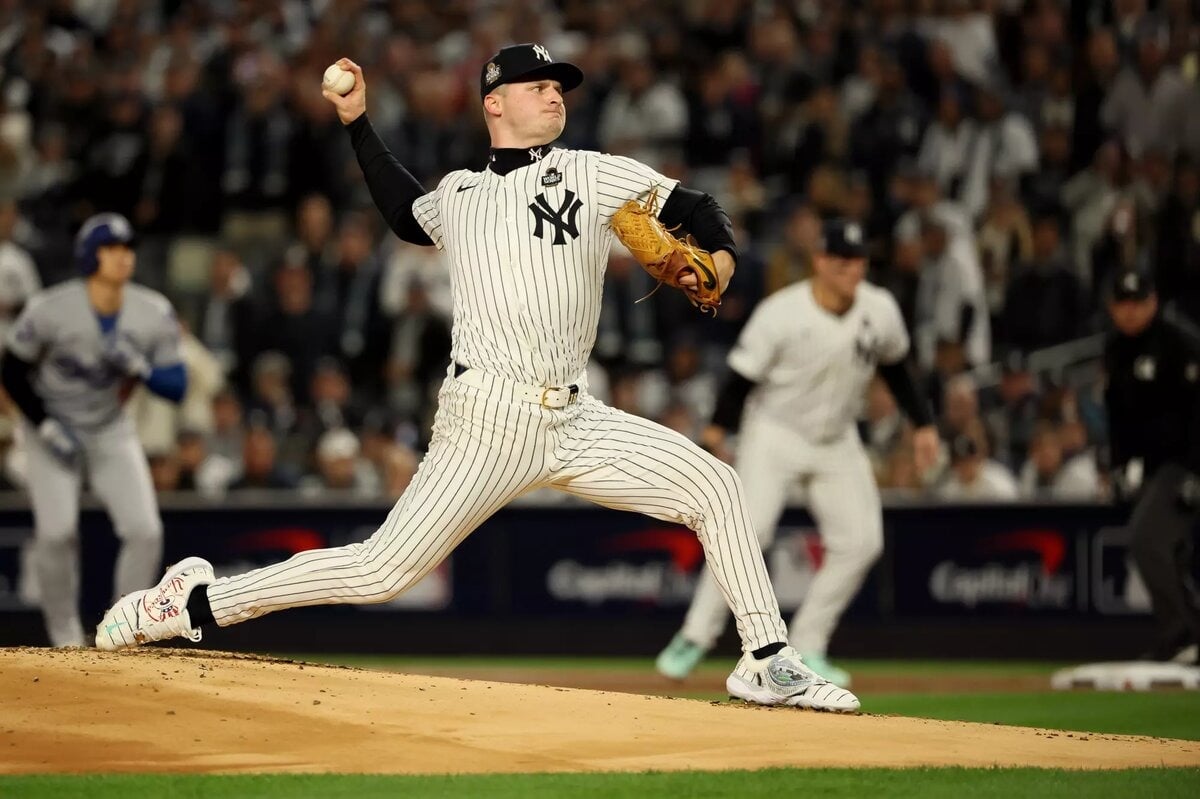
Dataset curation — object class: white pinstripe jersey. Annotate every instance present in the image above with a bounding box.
[729,280,909,444]
[412,148,678,386]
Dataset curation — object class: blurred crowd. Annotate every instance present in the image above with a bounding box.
[0,0,1197,501]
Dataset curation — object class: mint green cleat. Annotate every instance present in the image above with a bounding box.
[799,653,852,688]
[655,632,708,680]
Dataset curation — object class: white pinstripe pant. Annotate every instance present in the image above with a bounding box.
[680,415,883,655]
[208,372,788,652]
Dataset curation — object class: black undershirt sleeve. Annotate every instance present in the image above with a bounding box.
[345,114,434,246]
[658,185,739,264]
[878,357,934,428]
[0,351,47,426]
[710,369,757,432]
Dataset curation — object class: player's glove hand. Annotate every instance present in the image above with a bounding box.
[610,188,722,315]
[103,335,151,380]
[37,418,81,466]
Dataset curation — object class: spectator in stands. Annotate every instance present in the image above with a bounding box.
[300,427,379,498]
[597,41,686,171]
[917,87,975,201]
[1155,157,1200,324]
[763,202,820,296]
[196,248,256,391]
[317,213,388,400]
[209,388,245,463]
[385,274,451,434]
[1001,213,1087,352]
[1102,16,1191,159]
[300,358,366,451]
[292,194,337,275]
[935,422,1019,501]
[977,177,1033,324]
[960,76,1039,220]
[941,373,981,441]
[986,349,1042,469]
[259,259,335,400]
[1023,124,1074,216]
[915,214,991,370]
[1061,139,1124,285]
[1018,422,1101,500]
[0,200,40,347]
[229,422,298,492]
[850,49,926,210]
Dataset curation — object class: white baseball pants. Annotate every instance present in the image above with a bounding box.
[679,416,883,655]
[23,418,163,646]
[208,373,788,652]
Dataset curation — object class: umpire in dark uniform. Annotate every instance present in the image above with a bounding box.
[1104,267,1200,663]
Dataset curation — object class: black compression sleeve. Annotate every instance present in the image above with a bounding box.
[345,114,434,246]
[0,351,46,425]
[878,358,934,428]
[711,369,756,432]
[659,185,739,263]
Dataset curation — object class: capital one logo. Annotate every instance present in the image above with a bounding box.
[529,189,583,245]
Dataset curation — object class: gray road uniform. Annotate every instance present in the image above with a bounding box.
[4,279,183,646]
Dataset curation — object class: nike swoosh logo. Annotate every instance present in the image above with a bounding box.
[456,184,479,192]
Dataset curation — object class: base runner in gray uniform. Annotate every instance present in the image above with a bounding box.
[95,45,857,711]
[0,213,187,646]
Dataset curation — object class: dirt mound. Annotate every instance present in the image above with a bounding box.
[2,647,1197,775]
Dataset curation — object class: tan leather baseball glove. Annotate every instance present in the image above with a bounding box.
[610,189,722,315]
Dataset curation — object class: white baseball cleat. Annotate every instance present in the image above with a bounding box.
[95,557,214,651]
[726,646,860,712]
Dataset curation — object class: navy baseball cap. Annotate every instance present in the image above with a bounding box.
[1110,268,1155,301]
[820,219,868,259]
[480,43,584,99]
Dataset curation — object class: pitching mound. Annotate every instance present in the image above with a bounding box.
[2,648,1198,775]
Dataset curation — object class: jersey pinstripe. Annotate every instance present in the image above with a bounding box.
[6,280,182,431]
[729,280,908,443]
[412,149,678,386]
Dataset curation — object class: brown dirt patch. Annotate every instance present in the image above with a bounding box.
[2,647,1197,775]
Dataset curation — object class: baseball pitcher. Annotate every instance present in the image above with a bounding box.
[95,45,857,711]
[0,213,186,646]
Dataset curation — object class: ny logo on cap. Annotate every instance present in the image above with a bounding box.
[533,44,552,62]
[1122,273,1138,292]
[485,62,501,84]
[845,223,862,244]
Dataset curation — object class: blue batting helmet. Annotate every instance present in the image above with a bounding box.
[75,213,136,275]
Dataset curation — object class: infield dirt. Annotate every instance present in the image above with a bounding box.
[2,647,1198,774]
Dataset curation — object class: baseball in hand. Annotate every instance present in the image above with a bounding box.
[323,64,355,96]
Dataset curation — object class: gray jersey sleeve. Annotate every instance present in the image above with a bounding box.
[146,296,183,367]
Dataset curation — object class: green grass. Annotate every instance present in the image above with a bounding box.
[866,692,1200,741]
[4,768,1199,799]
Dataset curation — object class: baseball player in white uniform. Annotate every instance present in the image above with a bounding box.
[94,46,857,711]
[657,220,939,687]
[0,213,187,646]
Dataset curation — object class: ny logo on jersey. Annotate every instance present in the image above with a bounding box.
[533,45,552,62]
[853,320,876,366]
[529,189,583,245]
